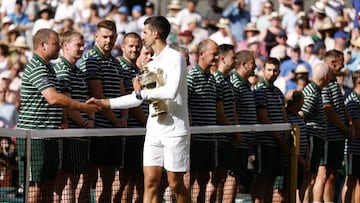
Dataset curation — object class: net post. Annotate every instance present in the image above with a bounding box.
[24,130,31,203]
[289,125,300,203]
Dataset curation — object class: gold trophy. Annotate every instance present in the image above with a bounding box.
[138,66,167,117]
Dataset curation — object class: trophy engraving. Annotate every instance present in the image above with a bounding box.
[138,66,167,117]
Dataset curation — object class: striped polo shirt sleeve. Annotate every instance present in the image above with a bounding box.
[28,62,56,92]
[54,59,72,93]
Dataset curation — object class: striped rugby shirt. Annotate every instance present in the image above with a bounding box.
[213,70,235,142]
[254,79,285,147]
[80,45,123,128]
[322,80,347,141]
[345,91,360,155]
[18,54,62,129]
[119,56,148,127]
[301,81,327,140]
[54,57,89,128]
[188,65,220,141]
[230,72,257,149]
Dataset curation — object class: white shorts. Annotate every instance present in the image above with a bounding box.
[143,134,190,172]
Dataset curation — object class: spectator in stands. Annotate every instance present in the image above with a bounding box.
[256,1,274,32]
[334,30,349,51]
[0,17,13,42]
[131,5,143,27]
[166,0,183,44]
[176,0,202,33]
[299,35,314,63]
[186,16,209,46]
[53,0,80,26]
[222,0,250,43]
[280,44,312,94]
[115,32,146,203]
[112,6,138,47]
[247,0,266,23]
[342,70,360,203]
[53,30,93,203]
[7,0,30,36]
[10,35,31,65]
[204,0,223,35]
[285,64,310,93]
[0,43,12,73]
[56,18,78,36]
[178,30,196,52]
[23,0,38,22]
[78,3,101,52]
[345,37,360,72]
[16,28,99,203]
[269,29,289,62]
[0,84,17,129]
[324,0,343,23]
[0,0,19,19]
[252,57,287,203]
[137,1,155,35]
[32,4,54,35]
[238,22,266,55]
[286,18,307,50]
[6,24,21,48]
[299,62,329,203]
[311,41,326,65]
[80,20,127,203]
[258,11,282,54]
[1,61,22,93]
[211,44,237,202]
[227,50,257,203]
[187,39,219,203]
[313,50,349,203]
[318,22,337,51]
[311,1,332,40]
[209,18,236,46]
[281,0,303,34]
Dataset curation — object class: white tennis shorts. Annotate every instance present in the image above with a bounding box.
[143,134,190,172]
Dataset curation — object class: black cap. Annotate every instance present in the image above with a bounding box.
[15,0,22,5]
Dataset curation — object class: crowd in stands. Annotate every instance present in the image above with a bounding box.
[0,0,360,202]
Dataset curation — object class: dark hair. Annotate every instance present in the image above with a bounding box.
[264,57,280,69]
[352,70,360,86]
[325,49,344,60]
[97,20,117,33]
[144,16,171,41]
[234,50,253,69]
[286,90,304,106]
[218,44,234,56]
[0,43,10,56]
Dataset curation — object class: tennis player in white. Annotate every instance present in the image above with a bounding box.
[89,15,191,203]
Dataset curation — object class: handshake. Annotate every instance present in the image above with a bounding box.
[86,67,167,118]
[85,76,143,109]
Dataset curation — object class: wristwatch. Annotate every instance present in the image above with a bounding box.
[135,91,143,100]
